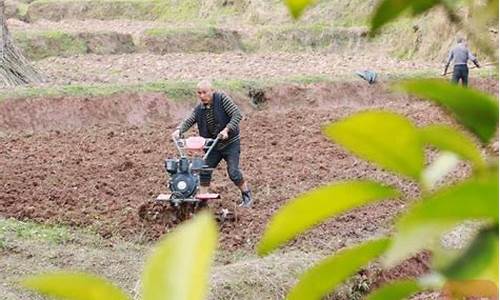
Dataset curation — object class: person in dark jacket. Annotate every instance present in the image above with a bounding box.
[443,37,480,86]
[171,80,253,208]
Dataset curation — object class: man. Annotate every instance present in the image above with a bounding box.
[443,37,480,86]
[171,80,253,208]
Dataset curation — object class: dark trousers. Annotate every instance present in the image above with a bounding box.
[452,64,469,86]
[200,140,243,186]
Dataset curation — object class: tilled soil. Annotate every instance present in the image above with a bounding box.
[2,79,497,255]
[33,52,438,85]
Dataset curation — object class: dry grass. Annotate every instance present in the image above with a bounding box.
[0,217,322,300]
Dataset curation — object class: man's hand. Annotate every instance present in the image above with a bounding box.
[171,129,181,139]
[443,64,449,76]
[218,128,229,140]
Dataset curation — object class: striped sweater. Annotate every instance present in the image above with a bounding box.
[178,92,242,149]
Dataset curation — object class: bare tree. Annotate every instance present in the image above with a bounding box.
[0,0,44,87]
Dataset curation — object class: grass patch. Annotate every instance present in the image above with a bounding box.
[386,67,497,81]
[13,30,87,60]
[141,26,242,53]
[28,0,157,21]
[27,0,238,22]
[16,3,30,20]
[143,27,220,37]
[210,251,321,300]
[24,0,375,25]
[2,71,494,102]
[13,30,136,59]
[152,0,201,22]
[1,70,494,102]
[0,236,7,250]
[19,0,469,59]
[247,24,368,52]
[28,0,248,22]
[0,218,72,245]
[0,76,335,102]
[0,81,197,101]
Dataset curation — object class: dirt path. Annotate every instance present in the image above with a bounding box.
[32,52,439,85]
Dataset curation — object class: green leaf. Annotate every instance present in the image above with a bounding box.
[419,125,486,170]
[142,211,218,300]
[257,181,398,256]
[371,0,411,35]
[370,0,440,35]
[325,111,424,180]
[409,0,440,15]
[22,272,130,300]
[287,238,389,300]
[400,79,499,144]
[283,0,316,19]
[365,280,421,300]
[384,174,499,266]
[442,226,499,283]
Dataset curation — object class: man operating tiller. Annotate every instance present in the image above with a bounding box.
[171,80,253,208]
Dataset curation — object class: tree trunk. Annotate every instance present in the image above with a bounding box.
[0,0,44,87]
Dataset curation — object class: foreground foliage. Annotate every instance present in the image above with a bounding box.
[257,0,499,299]
[23,211,218,300]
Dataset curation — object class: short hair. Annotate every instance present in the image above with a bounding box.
[197,80,213,90]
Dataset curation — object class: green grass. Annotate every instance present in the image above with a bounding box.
[0,76,336,102]
[152,0,201,22]
[28,0,157,21]
[32,0,147,3]
[0,236,7,250]
[0,218,72,245]
[28,0,233,22]
[13,31,87,60]
[13,24,369,58]
[20,0,469,59]
[141,26,243,53]
[24,0,373,25]
[280,0,376,27]
[16,3,30,20]
[246,24,369,52]
[143,26,220,38]
[1,70,494,102]
[0,81,192,101]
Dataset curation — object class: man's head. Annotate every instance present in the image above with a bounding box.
[197,80,214,105]
[457,37,465,44]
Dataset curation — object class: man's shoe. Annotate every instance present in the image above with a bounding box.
[239,190,253,208]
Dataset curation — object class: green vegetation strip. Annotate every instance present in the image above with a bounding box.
[0,76,333,101]
[0,218,72,247]
[13,31,88,60]
[27,0,236,22]
[0,70,495,102]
